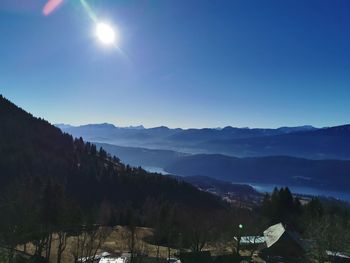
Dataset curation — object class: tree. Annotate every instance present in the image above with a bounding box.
[307,215,350,262]
[0,180,42,263]
[71,223,111,263]
[179,208,216,254]
[99,147,107,159]
[157,203,178,260]
[261,187,303,231]
[39,180,67,262]
[56,200,82,263]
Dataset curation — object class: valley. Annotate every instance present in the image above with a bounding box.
[78,142,350,201]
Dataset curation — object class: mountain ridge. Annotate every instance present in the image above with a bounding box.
[164,153,350,191]
[57,122,350,159]
[56,122,319,131]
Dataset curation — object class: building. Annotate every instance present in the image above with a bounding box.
[259,223,307,262]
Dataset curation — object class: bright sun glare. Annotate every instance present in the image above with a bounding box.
[95,22,117,45]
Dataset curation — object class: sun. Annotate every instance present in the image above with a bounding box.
[95,22,117,45]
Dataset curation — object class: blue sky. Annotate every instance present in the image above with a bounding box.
[1,0,350,128]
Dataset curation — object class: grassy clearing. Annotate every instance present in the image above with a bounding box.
[16,226,178,263]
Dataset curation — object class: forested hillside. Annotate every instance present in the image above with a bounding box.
[0,95,228,263]
[0,95,223,209]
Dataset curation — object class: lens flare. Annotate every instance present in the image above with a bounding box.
[80,0,97,22]
[43,0,64,16]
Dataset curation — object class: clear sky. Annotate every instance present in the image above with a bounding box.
[1,0,350,128]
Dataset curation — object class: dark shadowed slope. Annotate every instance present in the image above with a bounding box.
[0,95,224,210]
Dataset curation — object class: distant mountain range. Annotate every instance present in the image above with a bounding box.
[57,123,350,159]
[94,142,189,168]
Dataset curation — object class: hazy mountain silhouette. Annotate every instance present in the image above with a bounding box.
[94,142,188,168]
[87,143,350,193]
[58,123,350,159]
[202,125,350,159]
[164,154,350,191]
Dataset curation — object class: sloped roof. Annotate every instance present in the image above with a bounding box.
[263,223,307,251]
[263,223,285,248]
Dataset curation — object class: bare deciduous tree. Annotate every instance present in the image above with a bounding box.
[71,225,111,263]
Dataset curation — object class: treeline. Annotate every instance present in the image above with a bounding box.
[0,95,232,262]
[0,137,230,263]
[261,187,350,261]
[2,182,350,263]
[0,173,252,263]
